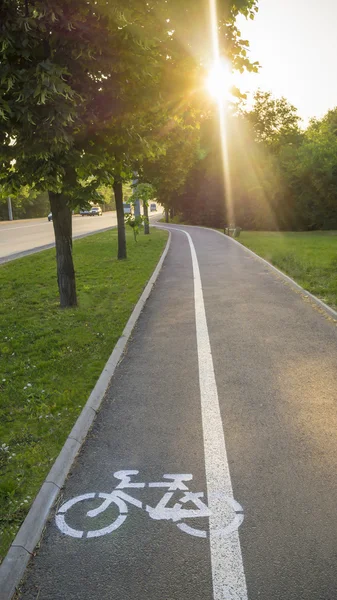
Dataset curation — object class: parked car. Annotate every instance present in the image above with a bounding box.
[123,203,131,214]
[150,203,157,212]
[90,206,102,216]
[80,209,91,216]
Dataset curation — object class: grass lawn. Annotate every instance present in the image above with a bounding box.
[0,227,168,561]
[238,231,337,310]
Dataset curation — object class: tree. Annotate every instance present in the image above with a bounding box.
[167,98,296,230]
[244,90,302,149]
[173,94,337,232]
[162,114,229,228]
[124,183,154,241]
[234,91,303,230]
[283,110,337,230]
[130,183,155,234]
[244,97,337,231]
[140,113,202,222]
[96,0,259,252]
[0,0,173,303]
[1,0,259,305]
[137,0,259,222]
[0,2,113,303]
[0,187,49,221]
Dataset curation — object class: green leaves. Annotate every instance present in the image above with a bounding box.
[125,213,144,242]
[0,0,261,204]
[244,90,302,149]
[130,183,155,205]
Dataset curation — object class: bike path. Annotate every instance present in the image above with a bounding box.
[19,229,214,600]
[185,226,337,600]
[19,226,337,600]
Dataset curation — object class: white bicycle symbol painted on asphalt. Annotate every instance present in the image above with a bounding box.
[56,470,244,539]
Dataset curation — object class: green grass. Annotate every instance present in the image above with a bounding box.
[0,227,168,561]
[158,215,185,224]
[238,231,337,310]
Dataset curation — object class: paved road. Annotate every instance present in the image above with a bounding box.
[0,211,161,263]
[18,226,337,600]
[0,213,118,262]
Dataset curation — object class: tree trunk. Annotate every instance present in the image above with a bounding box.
[113,180,127,259]
[169,207,175,219]
[143,200,150,235]
[165,208,169,223]
[49,191,77,308]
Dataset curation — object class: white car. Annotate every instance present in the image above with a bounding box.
[90,206,102,216]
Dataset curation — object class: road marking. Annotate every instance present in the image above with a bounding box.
[0,215,116,233]
[181,229,248,600]
[0,222,49,232]
[56,471,244,540]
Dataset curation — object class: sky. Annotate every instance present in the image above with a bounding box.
[233,0,337,124]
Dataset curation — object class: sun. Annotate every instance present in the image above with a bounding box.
[206,59,232,101]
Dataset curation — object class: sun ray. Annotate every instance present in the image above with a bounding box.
[208,0,234,226]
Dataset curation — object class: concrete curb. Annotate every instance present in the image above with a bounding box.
[156,223,337,322]
[0,230,171,600]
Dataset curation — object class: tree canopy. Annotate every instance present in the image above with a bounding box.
[0,0,258,196]
[0,0,259,304]
[163,91,337,232]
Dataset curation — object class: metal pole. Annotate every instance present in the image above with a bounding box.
[134,197,141,217]
[132,173,140,217]
[7,197,13,221]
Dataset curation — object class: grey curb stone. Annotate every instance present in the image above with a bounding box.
[0,548,31,600]
[67,407,97,447]
[10,483,60,554]
[0,230,171,600]
[45,437,82,489]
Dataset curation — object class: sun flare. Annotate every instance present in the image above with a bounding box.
[206,59,232,101]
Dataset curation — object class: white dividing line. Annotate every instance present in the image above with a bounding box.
[182,228,248,600]
[0,222,49,232]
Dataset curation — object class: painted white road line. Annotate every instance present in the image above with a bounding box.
[182,228,248,600]
[0,222,49,232]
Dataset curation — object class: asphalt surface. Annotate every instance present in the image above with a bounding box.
[0,211,160,264]
[0,213,117,263]
[18,226,337,600]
